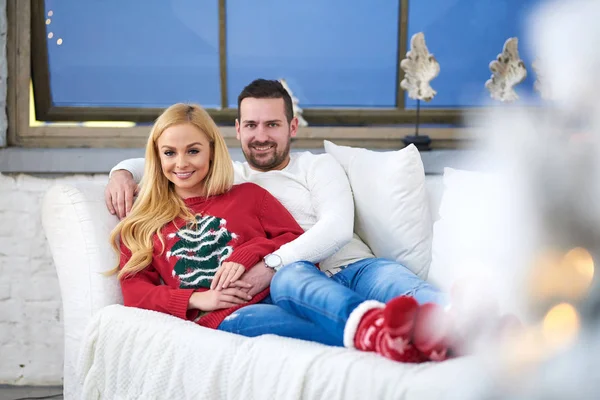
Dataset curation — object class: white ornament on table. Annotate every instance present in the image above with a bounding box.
[279,79,308,127]
[400,32,440,102]
[485,37,528,102]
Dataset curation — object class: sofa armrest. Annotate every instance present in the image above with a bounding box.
[41,181,123,399]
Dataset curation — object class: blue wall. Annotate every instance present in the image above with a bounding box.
[43,0,542,110]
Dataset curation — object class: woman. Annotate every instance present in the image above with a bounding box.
[110,103,306,328]
[110,103,453,363]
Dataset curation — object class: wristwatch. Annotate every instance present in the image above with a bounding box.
[264,253,283,271]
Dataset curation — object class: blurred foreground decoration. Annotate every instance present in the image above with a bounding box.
[532,59,552,100]
[400,32,440,151]
[452,1,600,398]
[528,247,595,310]
[504,246,594,374]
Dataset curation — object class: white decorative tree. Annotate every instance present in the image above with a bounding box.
[168,215,235,289]
[279,79,308,127]
[400,32,440,102]
[400,32,440,150]
[485,37,528,102]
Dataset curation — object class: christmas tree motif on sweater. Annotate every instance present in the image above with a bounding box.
[167,215,237,289]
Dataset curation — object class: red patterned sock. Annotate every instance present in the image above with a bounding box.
[347,297,426,363]
[412,303,453,361]
[352,307,385,352]
[380,295,427,363]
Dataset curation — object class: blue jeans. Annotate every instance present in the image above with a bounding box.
[217,258,447,346]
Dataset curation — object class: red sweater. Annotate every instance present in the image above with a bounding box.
[119,183,304,329]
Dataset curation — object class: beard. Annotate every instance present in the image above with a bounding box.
[244,139,291,171]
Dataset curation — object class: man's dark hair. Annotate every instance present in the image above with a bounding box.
[237,79,294,124]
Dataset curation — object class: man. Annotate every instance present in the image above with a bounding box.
[106,79,446,354]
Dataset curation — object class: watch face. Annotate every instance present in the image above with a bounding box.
[265,254,281,268]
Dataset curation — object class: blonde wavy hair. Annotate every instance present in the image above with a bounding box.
[109,103,234,279]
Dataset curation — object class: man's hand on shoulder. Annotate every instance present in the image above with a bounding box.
[239,261,274,296]
[105,170,139,219]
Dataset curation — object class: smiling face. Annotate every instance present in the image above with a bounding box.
[157,123,212,199]
[235,97,298,171]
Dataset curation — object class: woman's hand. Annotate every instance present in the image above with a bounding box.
[211,262,246,290]
[189,288,253,312]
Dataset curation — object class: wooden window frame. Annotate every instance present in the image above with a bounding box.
[9,0,472,148]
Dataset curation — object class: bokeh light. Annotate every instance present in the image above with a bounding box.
[542,302,580,351]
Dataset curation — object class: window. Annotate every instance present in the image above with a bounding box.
[45,1,221,109]
[226,0,399,108]
[9,0,540,148]
[28,0,464,128]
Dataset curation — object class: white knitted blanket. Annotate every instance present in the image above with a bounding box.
[77,305,483,400]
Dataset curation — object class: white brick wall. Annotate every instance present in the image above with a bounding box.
[0,173,108,385]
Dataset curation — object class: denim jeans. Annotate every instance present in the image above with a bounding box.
[217,258,447,346]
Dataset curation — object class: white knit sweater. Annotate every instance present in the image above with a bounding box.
[110,152,374,274]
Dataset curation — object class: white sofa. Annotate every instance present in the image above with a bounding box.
[41,171,489,399]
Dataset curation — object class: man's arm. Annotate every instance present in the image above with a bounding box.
[270,154,355,266]
[238,155,355,293]
[105,159,243,218]
[239,261,273,296]
[105,158,145,219]
[109,157,146,183]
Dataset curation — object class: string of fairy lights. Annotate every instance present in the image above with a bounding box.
[46,10,63,46]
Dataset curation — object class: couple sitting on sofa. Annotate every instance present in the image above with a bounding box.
[106,79,466,363]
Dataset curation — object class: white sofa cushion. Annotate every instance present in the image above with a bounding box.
[324,141,433,278]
